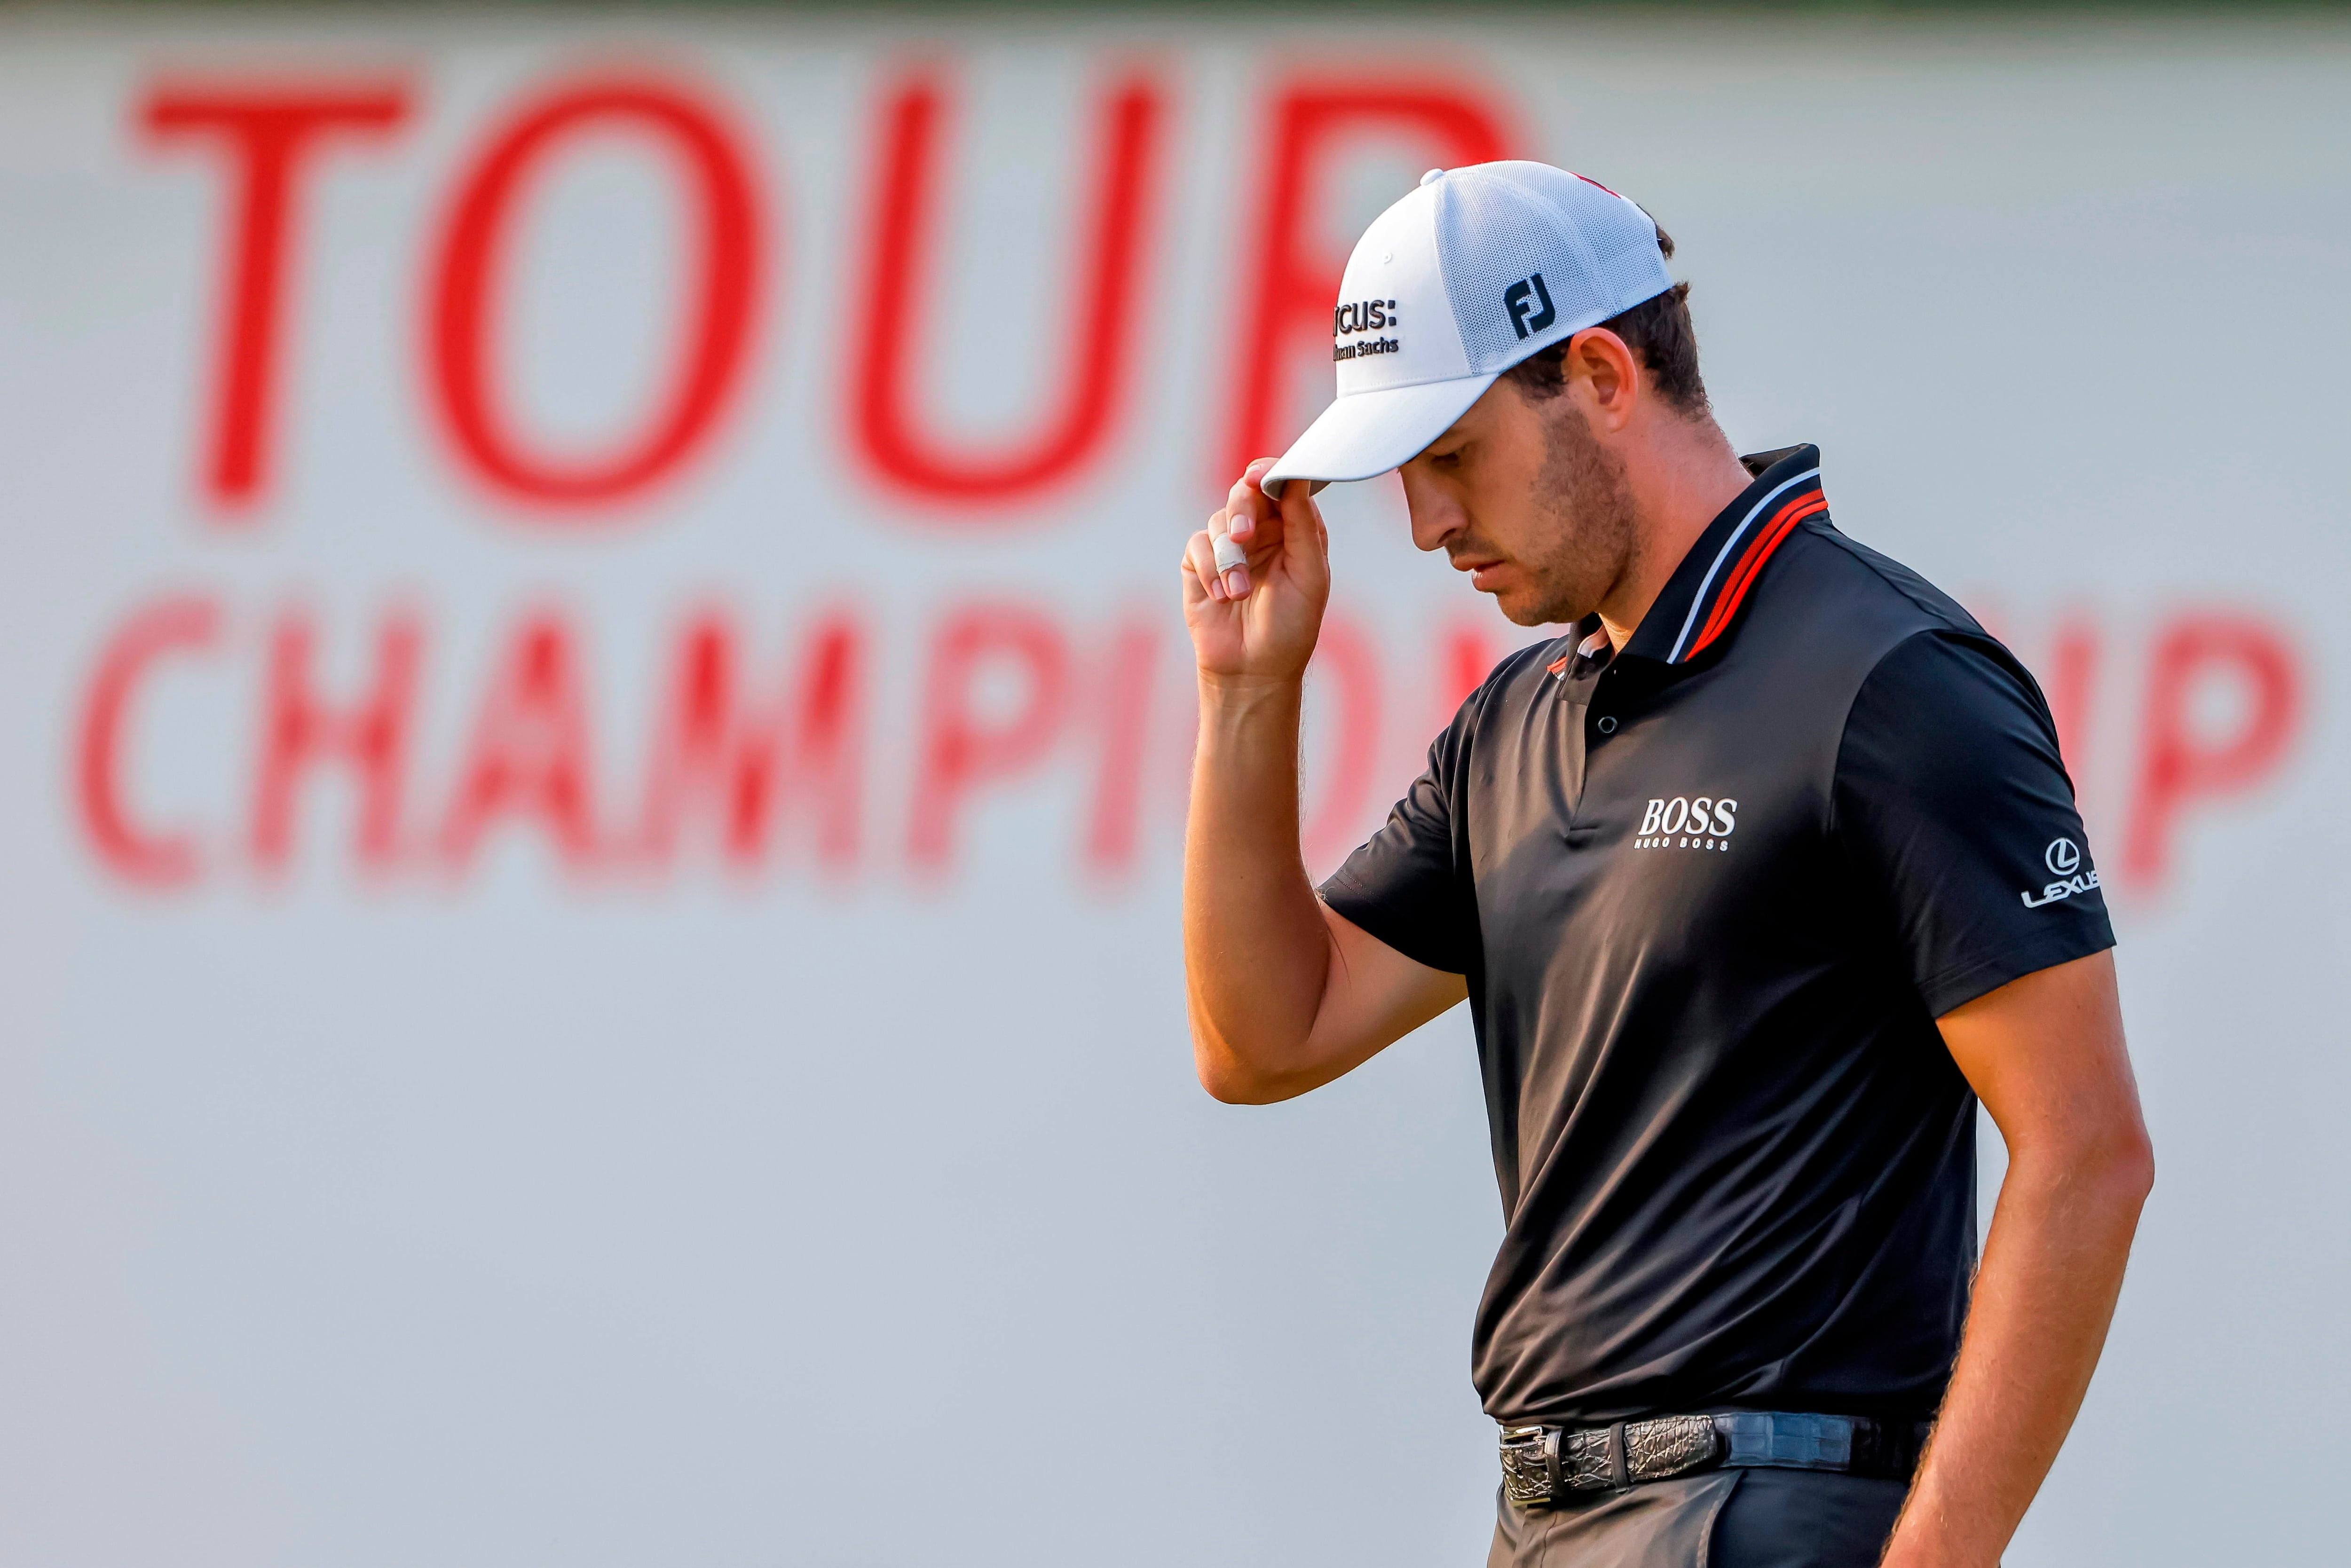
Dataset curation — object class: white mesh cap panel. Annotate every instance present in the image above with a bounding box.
[1535,164,1675,319]
[1435,169,1602,373]
[1432,161,1674,376]
[1584,209,1674,317]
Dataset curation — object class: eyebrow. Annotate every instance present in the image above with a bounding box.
[1408,418,1475,468]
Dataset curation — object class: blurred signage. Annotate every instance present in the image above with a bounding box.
[56,59,2304,899]
[5,19,2343,1568]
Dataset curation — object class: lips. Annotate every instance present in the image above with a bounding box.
[1451,555,1507,591]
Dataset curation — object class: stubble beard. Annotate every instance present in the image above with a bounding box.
[1500,403,1639,628]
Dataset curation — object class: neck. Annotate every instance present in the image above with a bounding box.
[1596,416,1753,650]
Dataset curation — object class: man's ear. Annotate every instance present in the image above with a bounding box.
[1567,329,1642,433]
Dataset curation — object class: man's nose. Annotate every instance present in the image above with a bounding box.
[1400,471,1466,554]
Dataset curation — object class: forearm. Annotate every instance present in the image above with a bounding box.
[1883,1136,2153,1567]
[1183,674,1335,1097]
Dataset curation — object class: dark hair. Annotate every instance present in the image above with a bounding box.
[1502,223,1708,417]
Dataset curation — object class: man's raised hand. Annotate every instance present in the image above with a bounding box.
[1180,458,1331,686]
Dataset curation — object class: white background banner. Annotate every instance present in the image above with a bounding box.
[1,9,2344,1566]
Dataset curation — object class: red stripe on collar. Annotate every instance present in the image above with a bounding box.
[1680,489,1828,662]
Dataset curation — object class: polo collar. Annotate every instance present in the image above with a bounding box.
[1621,444,1828,666]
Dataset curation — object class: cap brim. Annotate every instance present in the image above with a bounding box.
[1262,373,1499,497]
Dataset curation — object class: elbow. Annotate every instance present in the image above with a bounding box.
[2112,1123,2157,1209]
[1191,1032,1300,1105]
[1197,1068,1257,1105]
[1194,1056,1287,1106]
[2006,1115,2155,1219]
[2093,1104,2156,1209]
[2063,1119,2157,1216]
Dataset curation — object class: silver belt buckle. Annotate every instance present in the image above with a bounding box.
[1498,1425,1557,1505]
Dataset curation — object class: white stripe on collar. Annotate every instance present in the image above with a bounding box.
[1663,466,1821,664]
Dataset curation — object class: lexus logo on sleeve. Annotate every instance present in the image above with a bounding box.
[2022,836,2099,908]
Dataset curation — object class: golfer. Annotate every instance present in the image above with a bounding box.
[1180,162,2153,1566]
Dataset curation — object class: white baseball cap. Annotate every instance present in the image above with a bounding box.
[1263,160,1675,495]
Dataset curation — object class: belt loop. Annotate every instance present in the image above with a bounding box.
[1544,1426,1562,1499]
[1605,1422,1629,1489]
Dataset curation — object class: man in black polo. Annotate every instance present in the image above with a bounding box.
[1178,161,2152,1566]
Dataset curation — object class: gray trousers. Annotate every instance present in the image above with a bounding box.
[1487,1467,1909,1568]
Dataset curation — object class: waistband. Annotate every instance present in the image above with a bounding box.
[1499,1411,1932,1506]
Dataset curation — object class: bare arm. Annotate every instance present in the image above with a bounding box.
[1883,949,2154,1567]
[1180,462,1465,1105]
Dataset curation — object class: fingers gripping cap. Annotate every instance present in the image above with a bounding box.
[1263,161,1674,496]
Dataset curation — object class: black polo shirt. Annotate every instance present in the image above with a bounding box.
[1321,444,2114,1427]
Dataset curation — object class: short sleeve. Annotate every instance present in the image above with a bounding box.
[1834,630,2116,1016]
[1320,723,1480,976]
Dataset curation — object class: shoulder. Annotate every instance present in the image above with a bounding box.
[1754,520,2041,701]
[1772,520,1987,643]
[1845,630,2059,763]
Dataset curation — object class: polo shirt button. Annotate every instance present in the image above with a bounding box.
[1595,716,1617,733]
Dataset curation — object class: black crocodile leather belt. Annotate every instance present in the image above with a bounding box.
[1498,1412,1932,1506]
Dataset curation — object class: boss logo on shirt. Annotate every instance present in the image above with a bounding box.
[1635,796,1737,852]
[2020,837,2100,908]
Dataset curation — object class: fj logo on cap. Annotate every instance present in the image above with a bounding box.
[1504,273,1558,339]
